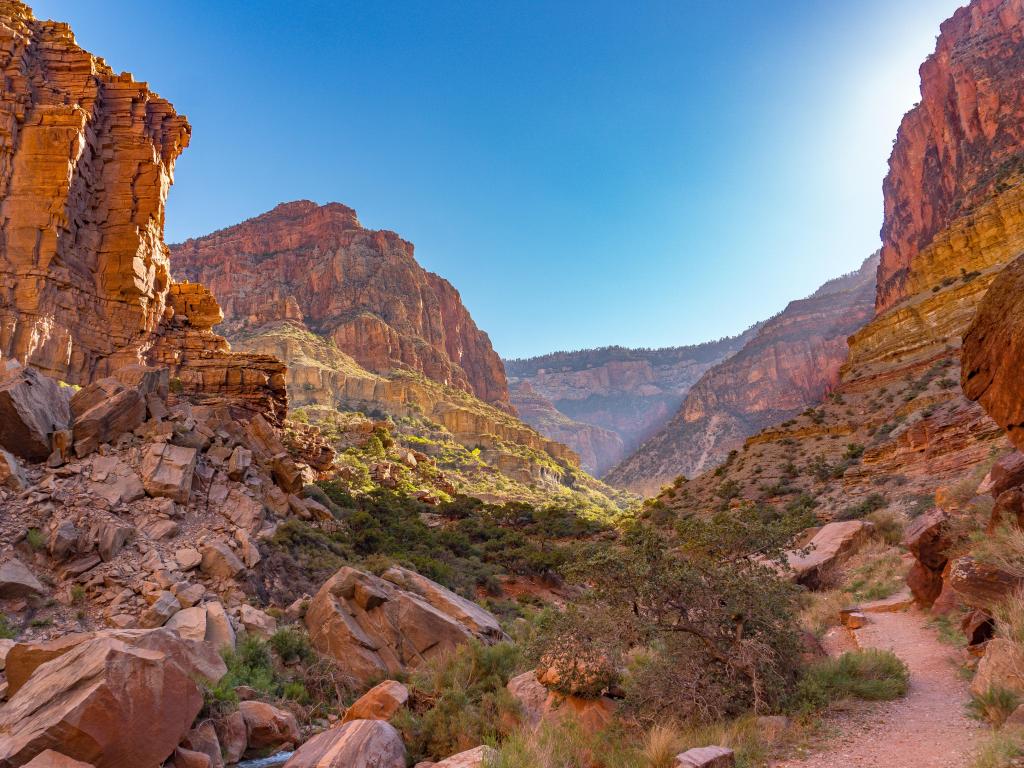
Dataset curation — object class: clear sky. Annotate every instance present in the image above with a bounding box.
[34,0,962,359]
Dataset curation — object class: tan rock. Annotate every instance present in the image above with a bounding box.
[342,680,410,723]
[239,700,300,758]
[5,634,89,697]
[21,751,95,768]
[213,710,247,764]
[179,721,224,768]
[505,671,617,736]
[433,746,498,768]
[971,638,1024,698]
[0,558,46,599]
[169,747,211,768]
[239,604,278,639]
[675,746,735,768]
[176,548,203,571]
[784,521,873,588]
[165,606,208,642]
[949,556,1023,609]
[0,448,27,491]
[141,443,198,503]
[71,382,146,457]
[205,601,237,652]
[140,591,180,628]
[200,542,246,580]
[282,719,406,768]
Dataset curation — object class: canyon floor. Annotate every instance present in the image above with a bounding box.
[779,609,982,768]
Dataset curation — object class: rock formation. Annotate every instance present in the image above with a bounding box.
[609,255,878,495]
[170,201,511,409]
[505,334,756,473]
[0,0,285,423]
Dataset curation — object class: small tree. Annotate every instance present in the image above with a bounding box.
[536,510,806,724]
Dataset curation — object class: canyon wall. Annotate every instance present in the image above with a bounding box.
[504,334,756,473]
[609,255,878,496]
[0,0,285,420]
[171,201,511,409]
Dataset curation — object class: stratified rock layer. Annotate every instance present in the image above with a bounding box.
[878,0,1024,312]
[609,255,877,495]
[0,1,285,422]
[170,201,512,409]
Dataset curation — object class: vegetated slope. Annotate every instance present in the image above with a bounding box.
[504,332,758,474]
[659,0,1024,518]
[608,254,878,497]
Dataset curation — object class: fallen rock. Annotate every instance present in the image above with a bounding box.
[0,558,46,599]
[141,442,198,503]
[784,521,872,588]
[433,746,498,768]
[179,721,223,768]
[675,746,735,768]
[205,601,237,651]
[342,680,410,723]
[949,556,1023,609]
[140,590,180,628]
[239,604,277,639]
[213,710,247,764]
[505,670,617,736]
[971,638,1024,698]
[839,609,868,629]
[381,566,505,642]
[176,547,203,571]
[21,751,95,768]
[166,606,208,642]
[283,719,407,768]
[5,634,90,697]
[71,383,146,457]
[978,452,1024,498]
[902,510,950,571]
[0,448,27,491]
[0,364,71,461]
[305,566,504,685]
[240,700,300,758]
[0,634,204,768]
[200,542,245,580]
[169,747,211,768]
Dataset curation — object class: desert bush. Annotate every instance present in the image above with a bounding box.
[995,588,1024,645]
[269,625,315,663]
[538,518,806,725]
[974,524,1024,580]
[791,649,908,713]
[837,493,887,521]
[394,641,523,763]
[866,509,903,546]
[968,685,1022,729]
[972,730,1024,768]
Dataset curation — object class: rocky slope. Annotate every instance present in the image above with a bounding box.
[658,0,1023,518]
[609,254,878,496]
[171,201,511,409]
[504,334,757,473]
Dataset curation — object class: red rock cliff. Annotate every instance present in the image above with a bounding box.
[878,0,1024,312]
[170,201,512,410]
[0,1,286,420]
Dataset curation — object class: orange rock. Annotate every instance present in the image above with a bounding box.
[239,700,299,758]
[342,680,410,723]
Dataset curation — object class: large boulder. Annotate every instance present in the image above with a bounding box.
[949,556,1023,609]
[505,671,617,736]
[141,443,198,503]
[239,700,299,758]
[964,254,1024,451]
[283,720,406,768]
[978,452,1024,498]
[70,379,146,457]
[971,638,1024,698]
[21,752,95,768]
[305,566,504,686]
[0,558,46,600]
[342,680,409,723]
[902,510,950,571]
[784,521,873,588]
[0,448,27,490]
[381,566,505,642]
[0,363,70,461]
[0,634,205,768]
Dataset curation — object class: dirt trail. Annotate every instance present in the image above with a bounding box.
[776,609,982,768]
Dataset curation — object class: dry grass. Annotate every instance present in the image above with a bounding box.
[974,524,1024,581]
[800,590,848,636]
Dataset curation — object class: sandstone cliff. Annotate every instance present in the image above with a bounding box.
[660,0,1022,516]
[170,201,511,409]
[505,334,756,474]
[609,254,878,496]
[0,0,285,421]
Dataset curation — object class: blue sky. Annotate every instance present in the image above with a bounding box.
[35,1,962,358]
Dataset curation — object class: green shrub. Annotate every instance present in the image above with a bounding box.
[837,493,887,521]
[968,685,1022,728]
[0,614,17,639]
[25,528,45,550]
[269,625,315,663]
[792,649,908,712]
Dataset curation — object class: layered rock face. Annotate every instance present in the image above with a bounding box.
[0,1,285,422]
[504,335,756,473]
[877,0,1024,312]
[170,201,511,409]
[507,382,623,475]
[609,255,877,495]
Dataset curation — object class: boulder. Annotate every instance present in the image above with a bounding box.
[48,522,78,561]
[5,634,90,697]
[140,590,180,628]
[0,558,46,599]
[21,752,95,768]
[0,448,27,491]
[505,671,617,736]
[141,443,198,503]
[784,521,872,588]
[433,746,498,768]
[901,510,950,571]
[239,700,300,758]
[283,720,406,768]
[176,547,203,570]
[0,634,204,768]
[972,638,1024,697]
[165,606,208,642]
[978,452,1024,498]
[96,521,132,562]
[180,721,224,768]
[342,680,410,723]
[205,601,237,651]
[949,556,1023,609]
[239,604,278,639]
[71,382,146,457]
[0,363,70,461]
[381,566,505,642]
[200,542,246,580]
[213,710,247,764]
[169,747,211,768]
[305,566,504,686]
[675,747,735,768]
[990,488,1024,532]
[907,560,944,607]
